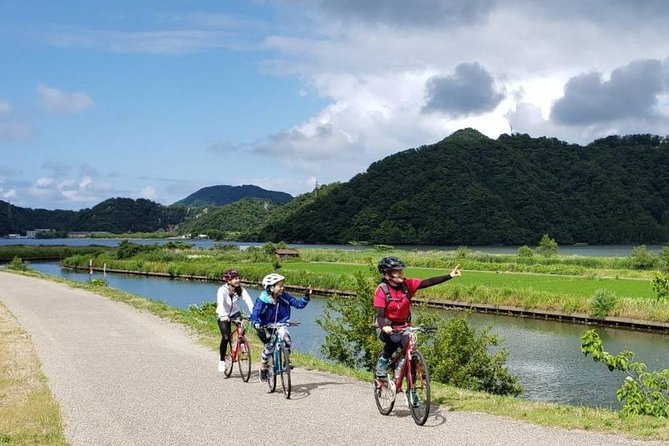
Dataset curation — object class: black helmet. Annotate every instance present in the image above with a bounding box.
[378,256,405,274]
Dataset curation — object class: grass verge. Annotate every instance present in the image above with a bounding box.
[0,300,67,446]
[4,268,669,442]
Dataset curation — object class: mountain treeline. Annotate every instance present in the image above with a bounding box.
[175,185,292,207]
[0,198,187,235]
[260,129,669,245]
[4,129,669,245]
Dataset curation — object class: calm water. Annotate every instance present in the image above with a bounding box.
[26,262,669,409]
[1,237,667,257]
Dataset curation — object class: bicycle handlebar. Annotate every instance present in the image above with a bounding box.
[389,325,437,335]
[263,321,301,329]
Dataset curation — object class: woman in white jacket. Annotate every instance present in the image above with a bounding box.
[216,269,254,374]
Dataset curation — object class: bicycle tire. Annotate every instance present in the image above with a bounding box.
[223,340,234,378]
[279,345,291,399]
[267,348,277,393]
[408,350,431,426]
[237,338,251,382]
[373,352,395,415]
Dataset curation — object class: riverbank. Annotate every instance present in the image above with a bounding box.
[68,264,669,333]
[2,268,668,442]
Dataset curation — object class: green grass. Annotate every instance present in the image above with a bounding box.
[280,262,655,300]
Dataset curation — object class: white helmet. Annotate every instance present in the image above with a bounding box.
[262,273,285,291]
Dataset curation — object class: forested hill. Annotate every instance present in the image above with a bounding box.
[259,129,669,245]
[0,198,187,235]
[175,185,293,207]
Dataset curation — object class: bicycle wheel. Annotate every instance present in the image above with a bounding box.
[223,339,234,378]
[237,337,251,382]
[267,349,277,393]
[408,351,431,426]
[373,353,395,415]
[279,345,291,399]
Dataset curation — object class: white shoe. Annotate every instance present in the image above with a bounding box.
[218,360,226,373]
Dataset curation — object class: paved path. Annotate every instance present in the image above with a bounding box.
[1,271,666,446]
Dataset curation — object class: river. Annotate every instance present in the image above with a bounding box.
[25,261,669,410]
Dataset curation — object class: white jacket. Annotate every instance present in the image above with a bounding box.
[216,285,254,319]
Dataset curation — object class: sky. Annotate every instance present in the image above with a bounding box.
[1,0,669,210]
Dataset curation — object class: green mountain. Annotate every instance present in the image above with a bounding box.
[258,129,669,245]
[0,198,187,236]
[175,184,293,207]
[177,198,280,239]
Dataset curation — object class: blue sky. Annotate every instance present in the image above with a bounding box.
[1,1,669,210]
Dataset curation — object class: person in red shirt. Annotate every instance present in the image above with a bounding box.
[374,256,461,377]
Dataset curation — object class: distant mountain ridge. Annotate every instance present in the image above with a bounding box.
[174,185,293,207]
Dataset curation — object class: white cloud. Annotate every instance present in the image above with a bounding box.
[37,83,93,114]
[141,186,157,200]
[35,177,54,187]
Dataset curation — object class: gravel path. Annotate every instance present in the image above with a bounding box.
[1,271,666,446]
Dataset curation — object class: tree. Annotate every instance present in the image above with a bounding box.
[536,234,558,257]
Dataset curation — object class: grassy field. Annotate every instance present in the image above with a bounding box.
[3,269,667,441]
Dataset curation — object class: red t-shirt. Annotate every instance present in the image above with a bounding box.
[373,278,421,323]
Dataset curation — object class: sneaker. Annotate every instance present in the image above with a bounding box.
[375,356,389,378]
[259,366,269,382]
[407,391,420,408]
[218,360,226,373]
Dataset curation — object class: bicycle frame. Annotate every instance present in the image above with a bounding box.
[373,325,435,425]
[265,321,300,398]
[224,316,251,382]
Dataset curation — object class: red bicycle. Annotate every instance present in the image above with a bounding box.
[373,325,435,425]
[223,316,252,382]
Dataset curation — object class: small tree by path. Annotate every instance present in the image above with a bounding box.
[581,329,669,418]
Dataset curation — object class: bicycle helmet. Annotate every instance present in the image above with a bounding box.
[262,273,285,291]
[378,256,405,274]
[223,269,240,282]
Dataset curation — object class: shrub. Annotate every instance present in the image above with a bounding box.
[418,312,522,396]
[517,245,534,258]
[536,234,558,257]
[581,329,669,418]
[6,256,30,271]
[589,289,617,319]
[628,245,656,270]
[651,272,669,302]
[658,247,669,273]
[316,269,380,370]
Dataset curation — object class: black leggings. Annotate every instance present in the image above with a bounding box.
[378,330,409,360]
[217,312,242,360]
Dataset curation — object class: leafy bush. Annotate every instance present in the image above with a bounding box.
[628,245,656,270]
[316,269,380,370]
[88,278,108,287]
[417,312,522,396]
[651,272,669,302]
[5,256,30,271]
[658,247,669,273]
[590,289,618,319]
[581,330,669,418]
[517,245,534,258]
[536,234,558,257]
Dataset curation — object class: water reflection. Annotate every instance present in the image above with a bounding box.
[28,262,669,409]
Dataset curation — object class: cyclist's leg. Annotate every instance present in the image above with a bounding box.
[281,330,293,369]
[376,330,398,377]
[256,327,274,381]
[217,318,232,373]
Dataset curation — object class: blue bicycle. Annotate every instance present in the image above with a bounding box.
[264,321,300,399]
